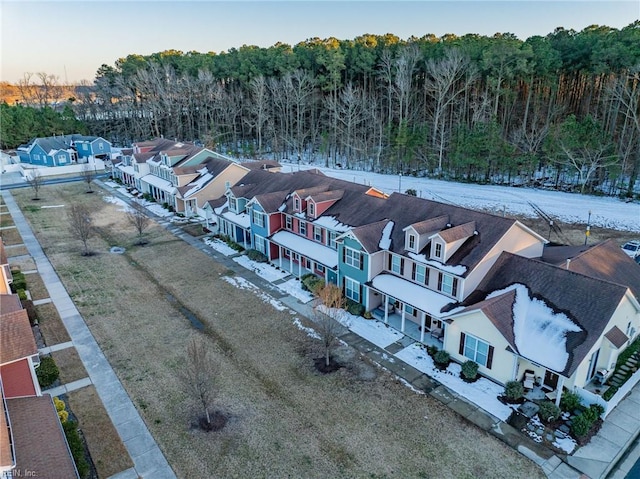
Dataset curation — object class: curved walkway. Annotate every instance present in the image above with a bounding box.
[1,190,176,479]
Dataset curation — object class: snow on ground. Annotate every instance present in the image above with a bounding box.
[282,164,640,232]
[319,306,403,348]
[203,237,238,256]
[233,255,290,282]
[293,318,321,339]
[395,343,515,421]
[276,278,314,303]
[222,275,287,311]
[103,195,133,212]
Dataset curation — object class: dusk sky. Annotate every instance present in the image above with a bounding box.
[2,1,639,84]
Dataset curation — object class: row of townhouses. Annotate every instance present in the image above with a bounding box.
[0,239,79,478]
[115,138,640,412]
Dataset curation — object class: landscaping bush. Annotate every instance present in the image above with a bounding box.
[537,401,561,424]
[603,385,619,401]
[21,299,38,325]
[17,289,27,301]
[62,420,90,478]
[433,350,450,370]
[10,271,27,292]
[300,273,325,294]
[571,413,591,439]
[504,381,524,402]
[345,298,365,316]
[584,403,604,422]
[560,391,582,412]
[426,345,438,358]
[363,310,372,319]
[461,360,479,382]
[246,249,268,263]
[36,356,59,388]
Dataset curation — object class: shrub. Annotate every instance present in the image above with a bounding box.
[426,345,439,358]
[584,403,604,422]
[504,381,524,401]
[560,391,582,412]
[10,271,27,292]
[433,350,450,369]
[603,385,619,401]
[300,273,324,294]
[571,413,591,439]
[405,188,417,196]
[21,299,38,325]
[461,360,479,382]
[537,401,561,424]
[345,298,365,316]
[17,289,27,301]
[62,420,90,478]
[363,310,372,319]
[36,356,59,388]
[246,249,268,263]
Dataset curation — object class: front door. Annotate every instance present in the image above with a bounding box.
[544,370,559,390]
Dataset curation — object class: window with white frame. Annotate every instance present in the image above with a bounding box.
[229,197,237,212]
[309,202,315,217]
[329,231,338,249]
[299,221,307,236]
[285,216,292,230]
[294,197,300,211]
[404,304,416,316]
[391,255,403,275]
[344,247,361,268]
[345,278,360,302]
[414,264,427,284]
[438,272,458,296]
[314,226,322,242]
[252,210,265,228]
[434,242,443,258]
[316,264,325,274]
[462,334,490,367]
[98,142,104,150]
[408,234,416,250]
[255,235,266,254]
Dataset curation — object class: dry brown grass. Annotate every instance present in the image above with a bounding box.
[0,227,22,245]
[67,386,134,478]
[35,302,71,345]
[5,245,29,258]
[23,272,49,300]
[0,213,14,228]
[8,255,36,272]
[13,183,545,479]
[51,347,88,384]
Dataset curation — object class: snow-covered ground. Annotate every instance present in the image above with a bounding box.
[281,164,640,232]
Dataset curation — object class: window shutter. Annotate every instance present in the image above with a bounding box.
[400,258,404,275]
[412,263,416,280]
[359,284,363,302]
[342,247,345,264]
[425,267,430,285]
[452,278,458,297]
[438,272,443,291]
[487,345,494,369]
[459,332,466,355]
[388,254,392,270]
[359,252,364,270]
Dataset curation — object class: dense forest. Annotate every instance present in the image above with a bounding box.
[3,23,640,196]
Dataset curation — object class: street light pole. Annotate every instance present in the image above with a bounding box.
[398,172,402,193]
[584,210,592,245]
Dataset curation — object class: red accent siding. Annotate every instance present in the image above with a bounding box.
[1,360,37,398]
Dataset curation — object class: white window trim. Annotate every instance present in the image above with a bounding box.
[463,333,490,367]
[345,277,360,302]
[344,247,361,268]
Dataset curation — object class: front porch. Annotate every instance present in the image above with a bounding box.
[371,307,444,349]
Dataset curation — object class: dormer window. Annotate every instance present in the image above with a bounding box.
[434,243,442,259]
[229,197,237,212]
[294,197,300,211]
[407,234,416,251]
[308,202,315,217]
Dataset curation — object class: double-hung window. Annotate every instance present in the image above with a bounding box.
[434,243,443,258]
[329,231,338,249]
[285,216,292,230]
[299,221,307,236]
[255,235,266,254]
[391,255,404,275]
[344,248,361,269]
[460,333,492,368]
[314,226,322,242]
[229,197,237,213]
[438,272,458,296]
[414,264,427,284]
[408,234,416,250]
[252,210,265,228]
[345,278,360,302]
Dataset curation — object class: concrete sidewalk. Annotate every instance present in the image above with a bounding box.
[2,190,176,479]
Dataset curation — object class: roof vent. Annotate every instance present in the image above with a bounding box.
[566,259,571,269]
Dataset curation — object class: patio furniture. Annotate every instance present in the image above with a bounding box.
[430,327,444,340]
[523,370,535,390]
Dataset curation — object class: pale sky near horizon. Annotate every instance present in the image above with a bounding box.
[1,1,639,84]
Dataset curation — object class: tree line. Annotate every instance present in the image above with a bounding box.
[3,23,640,196]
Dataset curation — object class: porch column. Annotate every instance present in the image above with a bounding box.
[420,311,425,343]
[511,355,519,381]
[401,304,406,333]
[555,377,565,407]
[298,256,302,277]
[278,246,283,269]
[289,253,293,274]
[384,295,389,324]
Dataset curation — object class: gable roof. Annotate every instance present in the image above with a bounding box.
[349,220,392,254]
[6,396,79,479]
[437,221,476,243]
[460,252,629,377]
[0,310,37,364]
[405,215,449,235]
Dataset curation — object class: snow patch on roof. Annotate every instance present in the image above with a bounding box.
[271,231,338,268]
[378,221,394,250]
[312,215,351,232]
[407,252,467,275]
[182,172,213,197]
[214,199,228,215]
[487,284,582,372]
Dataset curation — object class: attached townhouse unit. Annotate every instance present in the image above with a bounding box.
[0,240,79,478]
[204,167,640,408]
[17,134,111,167]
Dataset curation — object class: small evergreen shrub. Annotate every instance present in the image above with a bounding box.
[584,403,604,422]
[300,273,324,294]
[426,345,439,358]
[504,381,524,401]
[345,298,365,316]
[433,350,450,369]
[461,360,479,382]
[17,289,27,301]
[571,413,591,439]
[36,356,59,388]
[63,420,90,478]
[10,271,27,292]
[560,391,582,412]
[21,299,38,325]
[405,189,417,196]
[246,249,268,263]
[537,401,561,424]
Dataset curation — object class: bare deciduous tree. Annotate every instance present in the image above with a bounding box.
[314,283,345,368]
[126,200,151,245]
[180,336,217,429]
[81,162,95,193]
[68,204,94,256]
[26,169,43,200]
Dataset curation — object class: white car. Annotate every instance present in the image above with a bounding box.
[621,240,640,259]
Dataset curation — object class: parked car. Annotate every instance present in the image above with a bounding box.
[621,240,640,259]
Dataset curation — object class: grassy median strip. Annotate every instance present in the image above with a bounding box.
[51,347,88,385]
[13,183,544,479]
[35,302,71,345]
